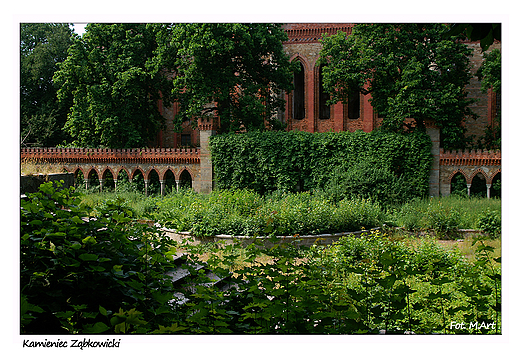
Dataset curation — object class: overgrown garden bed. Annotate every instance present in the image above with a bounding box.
[21,182,501,334]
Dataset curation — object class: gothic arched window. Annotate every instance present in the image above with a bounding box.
[293,61,305,120]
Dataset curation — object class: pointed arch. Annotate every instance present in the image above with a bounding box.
[86,168,100,189]
[101,167,115,190]
[291,57,306,120]
[449,170,468,196]
[470,171,487,197]
[146,168,161,195]
[86,167,100,180]
[469,168,490,184]
[162,168,176,195]
[447,169,470,184]
[73,167,86,188]
[115,167,131,185]
[131,167,145,180]
[179,168,193,189]
[101,167,116,180]
[131,168,146,194]
[490,168,501,182]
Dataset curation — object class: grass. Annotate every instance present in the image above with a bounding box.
[79,188,386,237]
[77,189,501,240]
[21,157,67,176]
[392,231,501,263]
[390,195,501,236]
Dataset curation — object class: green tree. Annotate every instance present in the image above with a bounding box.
[20,23,74,147]
[319,23,475,150]
[169,23,294,134]
[446,23,501,52]
[478,49,501,94]
[54,23,176,148]
[477,48,501,149]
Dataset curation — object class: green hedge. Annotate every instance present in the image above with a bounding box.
[210,130,432,205]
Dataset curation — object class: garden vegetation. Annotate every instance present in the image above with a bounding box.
[21,181,501,334]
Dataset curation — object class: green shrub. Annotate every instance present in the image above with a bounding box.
[21,183,501,334]
[21,181,179,334]
[477,209,501,237]
[324,160,414,206]
[307,231,500,334]
[152,189,384,237]
[393,196,501,236]
[424,202,462,238]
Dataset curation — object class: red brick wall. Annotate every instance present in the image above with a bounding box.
[464,42,501,141]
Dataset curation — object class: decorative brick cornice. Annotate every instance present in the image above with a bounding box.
[21,147,200,165]
[197,117,217,131]
[283,24,354,44]
[439,148,501,166]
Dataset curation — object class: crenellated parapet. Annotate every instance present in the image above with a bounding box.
[439,149,501,166]
[21,147,200,165]
[283,24,354,44]
[438,148,501,197]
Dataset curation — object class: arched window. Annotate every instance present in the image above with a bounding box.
[450,172,467,196]
[102,169,115,191]
[148,169,160,196]
[470,172,487,198]
[164,169,176,195]
[318,66,330,119]
[491,172,501,198]
[179,170,192,189]
[348,87,360,120]
[293,61,305,120]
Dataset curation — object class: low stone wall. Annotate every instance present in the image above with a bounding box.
[21,173,75,195]
[161,227,382,248]
[162,226,492,248]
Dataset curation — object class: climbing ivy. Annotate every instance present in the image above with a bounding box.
[210,130,432,205]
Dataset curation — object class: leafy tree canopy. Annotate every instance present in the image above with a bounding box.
[21,23,74,147]
[54,23,176,148]
[446,23,501,52]
[319,23,475,150]
[169,23,294,134]
[478,48,501,94]
[476,48,501,149]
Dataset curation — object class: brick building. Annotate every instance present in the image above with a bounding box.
[22,24,500,197]
[154,23,500,149]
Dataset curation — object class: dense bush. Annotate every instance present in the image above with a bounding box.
[307,232,500,334]
[210,130,432,205]
[477,209,501,237]
[21,182,179,334]
[172,230,500,334]
[324,160,415,205]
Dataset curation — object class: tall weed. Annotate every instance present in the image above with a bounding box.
[393,196,500,237]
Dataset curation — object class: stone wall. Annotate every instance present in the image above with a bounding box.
[464,42,501,141]
[21,173,74,195]
[439,148,501,197]
[20,131,213,194]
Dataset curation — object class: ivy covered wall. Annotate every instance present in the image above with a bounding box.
[210,130,432,204]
